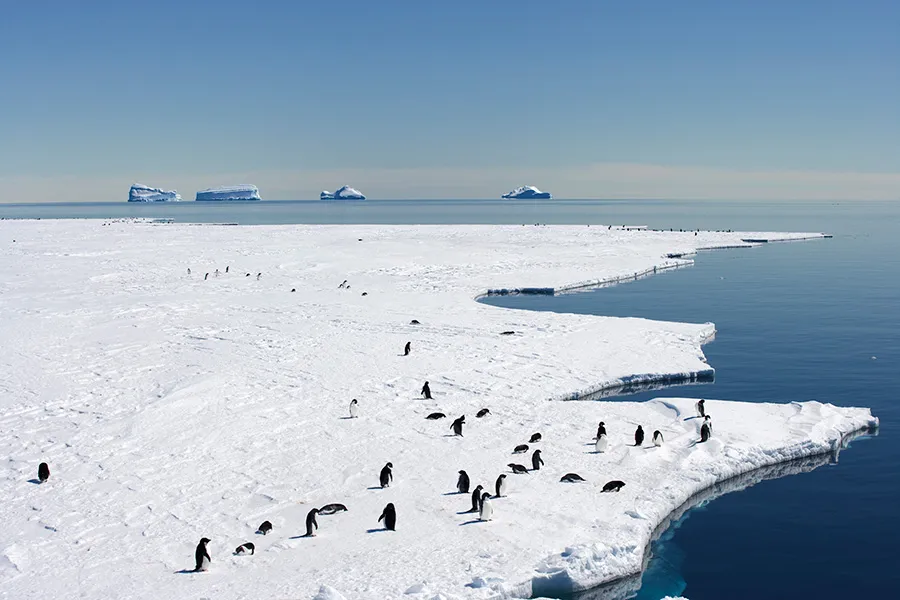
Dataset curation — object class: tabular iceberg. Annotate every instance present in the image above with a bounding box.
[127,183,182,203]
[502,185,552,199]
[321,185,366,200]
[195,185,261,202]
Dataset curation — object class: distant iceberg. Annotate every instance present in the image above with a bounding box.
[502,185,552,199]
[320,185,366,200]
[128,183,182,203]
[195,185,261,202]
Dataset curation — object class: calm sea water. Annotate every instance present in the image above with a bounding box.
[3,199,897,598]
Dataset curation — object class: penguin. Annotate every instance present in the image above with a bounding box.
[38,462,50,483]
[469,484,484,512]
[704,415,713,435]
[421,381,432,400]
[476,408,491,418]
[338,280,347,289]
[225,266,229,273]
[513,444,529,454]
[595,433,608,453]
[318,503,348,515]
[450,415,465,436]
[204,273,209,280]
[529,433,542,443]
[256,273,261,280]
[457,470,470,494]
[187,268,191,275]
[194,538,211,572]
[246,273,250,277]
[304,508,319,537]
[214,269,220,277]
[499,331,515,336]
[653,430,664,446]
[380,462,393,488]
[479,493,494,521]
[361,292,367,296]
[425,412,446,420]
[634,425,644,447]
[699,422,711,443]
[234,542,255,555]
[291,288,296,292]
[403,342,411,356]
[257,520,272,535]
[596,422,607,439]
[560,473,586,483]
[696,399,706,418]
[410,319,420,325]
[508,463,529,474]
[495,473,508,497]
[602,480,626,492]
[378,503,396,531]
[531,449,544,471]
[349,399,359,418]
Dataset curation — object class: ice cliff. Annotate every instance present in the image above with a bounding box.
[195,185,261,201]
[321,185,366,200]
[502,185,552,199]
[127,183,182,203]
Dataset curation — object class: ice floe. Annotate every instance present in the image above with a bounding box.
[128,183,182,202]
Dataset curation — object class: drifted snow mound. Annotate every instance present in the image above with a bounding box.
[127,183,182,202]
[312,585,348,600]
[502,185,552,199]
[195,185,261,201]
[321,185,366,200]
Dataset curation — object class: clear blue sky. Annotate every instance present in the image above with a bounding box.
[1,0,898,200]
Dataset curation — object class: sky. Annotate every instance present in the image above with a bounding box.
[0,0,898,202]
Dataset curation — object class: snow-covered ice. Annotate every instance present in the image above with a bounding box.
[502,185,552,199]
[128,183,182,203]
[195,185,261,201]
[0,221,876,600]
[321,185,366,200]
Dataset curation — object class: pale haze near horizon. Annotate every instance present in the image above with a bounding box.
[1,1,897,203]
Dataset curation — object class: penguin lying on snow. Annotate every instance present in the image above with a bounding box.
[513,444,529,454]
[425,412,446,420]
[529,433,542,443]
[318,503,348,515]
[194,538,211,572]
[602,480,626,493]
[257,521,273,535]
[560,473,586,483]
[508,463,529,474]
[476,408,490,418]
[234,543,255,555]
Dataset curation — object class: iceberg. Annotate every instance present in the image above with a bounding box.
[502,185,552,199]
[127,183,182,203]
[195,185,261,202]
[320,185,366,200]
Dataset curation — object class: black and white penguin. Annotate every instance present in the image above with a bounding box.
[529,433,542,443]
[378,503,396,531]
[508,463,529,474]
[595,432,609,453]
[256,272,261,280]
[305,508,319,537]
[426,412,446,420]
[596,422,607,439]
[234,542,255,555]
[380,462,393,488]
[403,342,411,356]
[410,319,420,325]
[225,266,229,273]
[653,430,664,447]
[187,268,191,275]
[499,330,515,336]
[696,399,706,418]
[531,449,544,471]
[204,273,209,281]
[560,473,586,483]
[479,493,494,521]
[318,503,348,515]
[450,415,465,436]
[349,399,359,419]
[421,381,432,400]
[495,474,508,497]
[634,425,644,446]
[704,415,713,435]
[699,422,711,443]
[194,538,211,572]
[214,269,220,277]
[338,280,347,289]
[602,480,626,493]
[257,520,272,535]
[469,484,484,512]
[476,408,491,418]
[38,462,50,483]
[513,444,529,454]
[457,470,470,494]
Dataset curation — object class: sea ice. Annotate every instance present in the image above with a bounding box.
[195,185,261,201]
[128,183,182,202]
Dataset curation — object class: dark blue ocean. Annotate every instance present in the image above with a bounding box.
[2,199,897,599]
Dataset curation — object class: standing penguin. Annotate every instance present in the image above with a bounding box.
[634,425,644,446]
[194,538,211,572]
[225,266,229,273]
[479,493,494,521]
[469,484,484,512]
[531,449,544,471]
[457,470,470,494]
[38,462,50,483]
[595,433,609,453]
[349,399,359,418]
[421,381,432,400]
[699,422,711,443]
[495,474,508,498]
[204,273,209,281]
[450,415,465,437]
[653,430,664,446]
[596,421,607,439]
[704,415,713,435]
[379,462,393,488]
[378,503,396,531]
[403,342,411,356]
[187,268,191,275]
[304,508,319,537]
[697,399,706,418]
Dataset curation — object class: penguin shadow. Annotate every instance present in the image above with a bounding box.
[338,416,356,420]
[288,534,315,540]
[27,479,42,485]
[458,519,485,526]
[173,569,199,574]
[442,491,465,496]
[456,509,477,515]
[366,486,385,490]
[442,434,461,438]
[683,416,701,421]
[365,527,390,534]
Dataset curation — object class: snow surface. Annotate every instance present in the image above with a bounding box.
[128,183,182,203]
[0,221,875,600]
[195,185,261,201]
[321,185,366,200]
[502,186,552,199]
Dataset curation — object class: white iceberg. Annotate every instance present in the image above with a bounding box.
[127,183,182,203]
[195,185,261,201]
[502,185,552,199]
[321,185,366,200]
